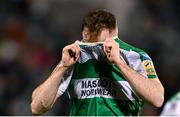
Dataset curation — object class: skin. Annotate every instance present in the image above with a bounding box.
[31,27,164,115]
[103,33,164,108]
[31,43,80,115]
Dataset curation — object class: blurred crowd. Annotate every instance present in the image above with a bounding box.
[0,0,179,115]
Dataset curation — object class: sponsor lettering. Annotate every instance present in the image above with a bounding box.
[80,78,116,97]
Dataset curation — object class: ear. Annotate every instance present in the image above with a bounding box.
[82,27,90,42]
[110,27,118,37]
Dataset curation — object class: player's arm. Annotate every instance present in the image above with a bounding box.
[31,42,80,115]
[103,37,164,108]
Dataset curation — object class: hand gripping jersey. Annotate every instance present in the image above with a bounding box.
[57,37,158,116]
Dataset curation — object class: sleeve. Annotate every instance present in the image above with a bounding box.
[57,66,74,96]
[141,52,158,79]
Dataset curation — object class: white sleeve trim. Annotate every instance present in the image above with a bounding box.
[57,67,74,96]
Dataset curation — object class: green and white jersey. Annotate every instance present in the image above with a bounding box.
[57,37,158,116]
[161,91,180,116]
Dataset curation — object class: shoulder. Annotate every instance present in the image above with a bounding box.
[115,38,151,60]
[115,38,159,78]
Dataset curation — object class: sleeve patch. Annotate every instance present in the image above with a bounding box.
[142,60,156,75]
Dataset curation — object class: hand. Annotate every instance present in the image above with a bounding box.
[61,42,80,67]
[103,37,121,65]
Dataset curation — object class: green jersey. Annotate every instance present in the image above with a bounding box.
[57,37,158,116]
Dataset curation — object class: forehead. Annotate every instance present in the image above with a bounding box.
[82,26,118,33]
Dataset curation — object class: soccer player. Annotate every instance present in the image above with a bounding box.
[31,9,164,116]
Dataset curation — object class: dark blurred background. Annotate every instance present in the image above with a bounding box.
[0,0,180,115]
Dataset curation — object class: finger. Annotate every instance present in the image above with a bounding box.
[63,43,75,52]
[107,53,111,58]
[68,43,80,61]
[73,44,80,61]
[62,43,79,62]
[75,52,80,61]
[74,42,81,55]
[104,41,113,53]
[105,39,118,49]
[68,49,76,58]
[103,41,108,55]
[66,44,76,59]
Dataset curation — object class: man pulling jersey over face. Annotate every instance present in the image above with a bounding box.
[31,9,164,116]
[57,36,159,116]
